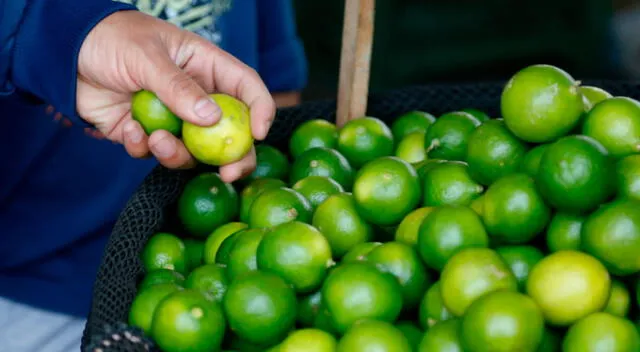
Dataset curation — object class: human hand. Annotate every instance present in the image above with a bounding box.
[76,10,276,182]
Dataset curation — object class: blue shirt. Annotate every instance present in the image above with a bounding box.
[0,0,307,317]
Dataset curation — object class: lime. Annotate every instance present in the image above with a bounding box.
[418,319,464,352]
[396,321,423,350]
[178,172,239,238]
[546,213,584,252]
[526,250,611,326]
[292,176,344,211]
[581,86,612,110]
[185,264,228,302]
[466,119,527,185]
[414,159,448,182]
[537,135,614,213]
[582,97,640,158]
[248,187,312,228]
[215,229,251,266]
[131,90,182,136]
[289,119,339,159]
[422,161,484,207]
[440,248,518,316]
[337,320,412,352]
[245,145,289,182]
[322,262,403,333]
[470,194,485,217]
[616,154,640,201]
[425,111,481,161]
[563,312,640,352]
[182,93,253,166]
[280,329,337,352]
[341,242,381,263]
[395,131,427,164]
[183,239,205,272]
[203,222,248,264]
[462,108,491,122]
[223,271,297,346]
[226,227,266,281]
[353,157,421,226]
[496,245,544,292]
[501,64,584,143]
[391,110,436,141]
[151,289,226,352]
[604,280,631,318]
[418,281,453,330]
[289,147,354,190]
[337,117,394,168]
[139,269,185,290]
[297,291,323,327]
[313,305,341,337]
[520,144,549,178]
[461,291,544,352]
[582,199,640,276]
[365,241,431,309]
[257,221,333,293]
[417,205,489,271]
[129,283,182,334]
[141,232,187,274]
[239,178,286,224]
[395,207,434,247]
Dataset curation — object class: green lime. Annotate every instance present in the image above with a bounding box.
[313,305,341,336]
[289,147,354,190]
[139,269,185,290]
[461,291,544,352]
[341,242,382,263]
[425,111,481,161]
[417,205,489,271]
[537,135,614,212]
[466,119,527,185]
[223,271,297,346]
[292,176,344,211]
[501,64,584,143]
[312,193,374,258]
[414,159,448,182]
[203,222,248,264]
[418,319,464,352]
[151,289,226,352]
[395,207,434,247]
[290,119,339,159]
[462,108,491,122]
[257,221,333,293]
[215,229,250,266]
[365,241,431,309]
[582,97,640,158]
[245,145,289,182]
[129,283,183,334]
[248,187,313,228]
[280,329,337,352]
[239,178,286,224]
[185,264,228,302]
[322,262,403,333]
[418,281,453,330]
[482,173,551,244]
[391,110,436,141]
[337,117,394,169]
[178,172,239,238]
[353,156,421,226]
[520,144,549,178]
[395,321,424,351]
[563,312,640,352]
[131,90,182,136]
[337,320,412,352]
[440,248,518,316]
[182,93,253,166]
[546,213,584,252]
[604,280,631,318]
[470,194,485,217]
[226,227,267,281]
[616,154,640,201]
[421,161,483,207]
[183,239,205,272]
[580,86,613,110]
[395,131,427,164]
[496,245,544,292]
[526,250,611,326]
[582,199,640,276]
[297,291,322,327]
[141,232,187,274]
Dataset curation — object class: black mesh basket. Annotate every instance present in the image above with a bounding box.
[81,81,640,351]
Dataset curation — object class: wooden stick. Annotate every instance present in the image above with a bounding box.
[336,0,375,127]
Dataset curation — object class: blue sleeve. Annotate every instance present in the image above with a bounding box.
[0,0,136,121]
[257,0,308,93]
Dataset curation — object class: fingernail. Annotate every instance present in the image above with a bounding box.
[194,97,221,123]
[125,123,143,143]
[151,138,176,158]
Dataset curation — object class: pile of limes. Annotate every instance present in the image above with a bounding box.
[128,64,640,352]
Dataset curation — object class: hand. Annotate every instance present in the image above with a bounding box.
[76,10,276,182]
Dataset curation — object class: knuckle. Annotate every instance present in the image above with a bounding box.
[168,72,196,98]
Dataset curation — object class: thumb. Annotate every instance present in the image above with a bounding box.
[142,54,220,126]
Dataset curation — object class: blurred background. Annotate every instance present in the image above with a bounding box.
[292,0,640,101]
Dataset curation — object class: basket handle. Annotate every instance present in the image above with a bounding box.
[336,0,375,127]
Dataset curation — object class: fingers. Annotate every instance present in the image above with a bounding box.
[219,146,257,183]
[123,120,150,158]
[148,130,197,169]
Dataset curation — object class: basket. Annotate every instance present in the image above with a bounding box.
[81,80,640,351]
